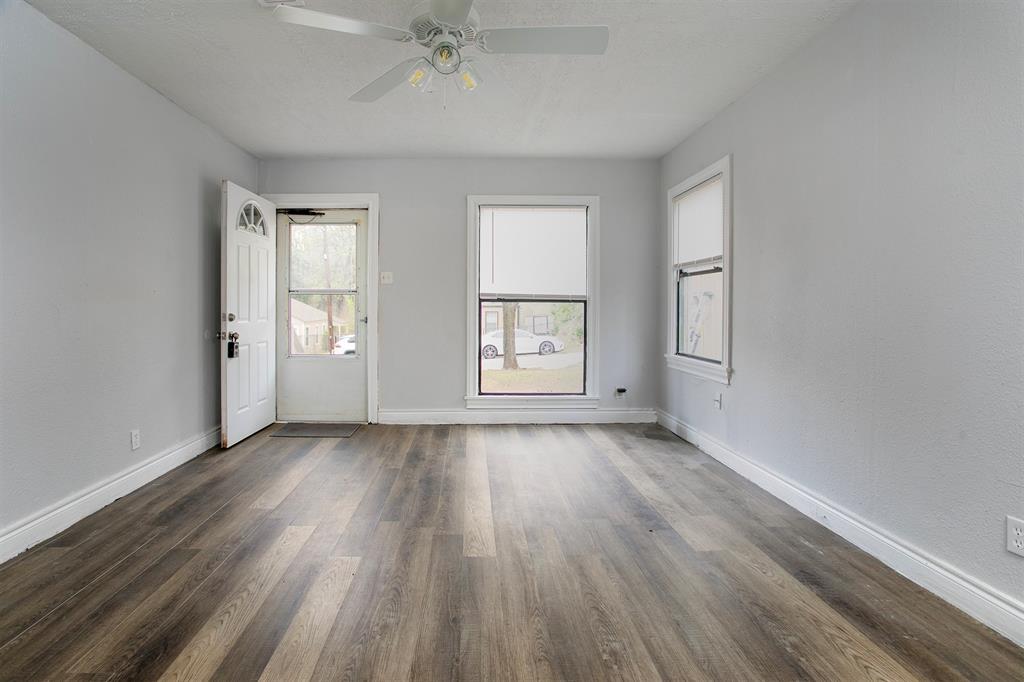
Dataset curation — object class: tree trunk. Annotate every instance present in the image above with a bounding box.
[322,225,335,353]
[502,302,519,370]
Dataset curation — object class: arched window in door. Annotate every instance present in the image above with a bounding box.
[237,201,267,236]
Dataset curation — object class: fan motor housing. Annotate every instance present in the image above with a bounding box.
[407,1,479,47]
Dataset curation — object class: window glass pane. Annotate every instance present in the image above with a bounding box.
[479,207,587,297]
[674,175,723,265]
[480,301,584,395]
[677,270,723,362]
[290,223,357,290]
[289,294,357,355]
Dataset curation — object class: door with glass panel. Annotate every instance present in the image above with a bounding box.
[276,209,368,421]
[221,181,277,448]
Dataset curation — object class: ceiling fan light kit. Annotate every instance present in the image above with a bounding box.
[431,42,461,75]
[455,61,482,92]
[270,0,608,103]
[405,59,434,91]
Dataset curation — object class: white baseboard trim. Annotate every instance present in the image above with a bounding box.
[378,407,657,425]
[656,410,1024,647]
[0,427,221,564]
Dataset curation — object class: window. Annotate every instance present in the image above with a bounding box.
[667,156,732,384]
[287,222,358,356]
[237,201,267,236]
[467,197,599,405]
[484,310,499,333]
[530,315,552,334]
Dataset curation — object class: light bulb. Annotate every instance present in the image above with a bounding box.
[405,58,434,91]
[455,61,482,92]
[431,42,461,75]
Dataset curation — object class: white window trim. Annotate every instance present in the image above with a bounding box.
[666,156,732,385]
[466,195,600,409]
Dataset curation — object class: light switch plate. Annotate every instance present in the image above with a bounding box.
[380,272,394,285]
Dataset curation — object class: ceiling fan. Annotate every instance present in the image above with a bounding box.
[271,0,609,102]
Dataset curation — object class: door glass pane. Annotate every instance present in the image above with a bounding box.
[290,223,357,290]
[289,294,357,355]
[479,301,584,395]
[677,270,723,362]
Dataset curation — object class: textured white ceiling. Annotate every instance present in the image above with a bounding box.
[27,0,857,159]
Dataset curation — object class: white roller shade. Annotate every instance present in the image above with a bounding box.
[479,206,587,298]
[674,175,723,266]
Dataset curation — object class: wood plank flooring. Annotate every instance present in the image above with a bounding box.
[0,424,1021,681]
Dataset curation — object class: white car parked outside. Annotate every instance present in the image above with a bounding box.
[480,329,565,359]
[332,334,356,355]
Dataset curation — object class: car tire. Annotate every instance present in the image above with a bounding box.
[482,345,498,359]
[539,341,555,355]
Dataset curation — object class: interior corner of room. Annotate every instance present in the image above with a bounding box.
[1,0,1022,676]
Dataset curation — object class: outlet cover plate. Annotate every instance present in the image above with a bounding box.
[1007,516,1024,557]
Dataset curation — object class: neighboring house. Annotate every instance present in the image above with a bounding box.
[480,301,554,335]
[290,298,329,353]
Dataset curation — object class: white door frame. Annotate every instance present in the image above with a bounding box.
[264,193,380,423]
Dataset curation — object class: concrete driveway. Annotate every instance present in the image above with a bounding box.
[481,350,583,370]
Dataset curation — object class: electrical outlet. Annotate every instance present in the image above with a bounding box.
[1008,516,1024,557]
[713,393,723,410]
[130,429,141,451]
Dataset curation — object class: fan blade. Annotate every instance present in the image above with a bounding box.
[274,5,414,43]
[350,58,423,102]
[476,26,609,55]
[431,0,474,26]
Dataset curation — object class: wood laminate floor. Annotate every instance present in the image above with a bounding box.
[0,424,1021,681]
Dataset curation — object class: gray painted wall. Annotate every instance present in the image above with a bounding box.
[260,157,661,412]
[0,0,258,531]
[658,0,1024,600]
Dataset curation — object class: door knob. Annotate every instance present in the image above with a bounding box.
[228,313,236,321]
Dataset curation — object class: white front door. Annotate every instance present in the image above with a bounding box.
[221,181,276,447]
[276,209,369,422]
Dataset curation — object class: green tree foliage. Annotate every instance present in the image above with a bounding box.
[289,223,357,289]
[551,303,585,346]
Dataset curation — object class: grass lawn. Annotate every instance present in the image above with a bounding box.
[480,364,585,394]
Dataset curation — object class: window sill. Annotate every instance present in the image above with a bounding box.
[465,395,600,410]
[665,354,731,385]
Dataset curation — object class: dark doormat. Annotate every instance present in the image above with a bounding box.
[272,422,362,438]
